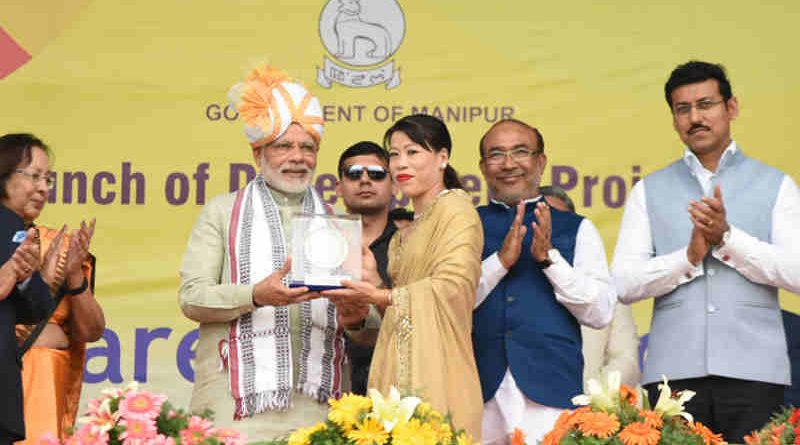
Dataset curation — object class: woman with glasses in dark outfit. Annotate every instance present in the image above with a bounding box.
[0,133,103,444]
[0,134,56,445]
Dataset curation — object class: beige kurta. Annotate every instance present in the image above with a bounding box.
[368,189,484,439]
[581,303,641,390]
[179,187,345,441]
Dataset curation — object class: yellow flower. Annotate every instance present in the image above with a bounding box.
[348,416,390,445]
[287,423,325,445]
[571,371,622,411]
[653,375,695,422]
[368,386,421,432]
[455,432,475,445]
[391,419,438,445]
[329,393,373,432]
[427,416,453,443]
[415,402,433,416]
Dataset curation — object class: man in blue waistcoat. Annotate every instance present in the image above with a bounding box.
[612,60,800,442]
[473,119,616,444]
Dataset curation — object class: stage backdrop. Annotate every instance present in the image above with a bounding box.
[2,0,799,409]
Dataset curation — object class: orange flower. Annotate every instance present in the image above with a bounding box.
[245,65,290,87]
[620,385,638,406]
[541,424,569,445]
[639,410,664,429]
[772,423,787,445]
[235,65,291,130]
[511,428,526,445]
[691,421,724,445]
[743,431,761,445]
[768,423,786,445]
[552,407,588,430]
[744,431,761,445]
[576,412,621,439]
[618,422,661,445]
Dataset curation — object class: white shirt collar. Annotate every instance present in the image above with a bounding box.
[489,195,543,209]
[682,140,738,175]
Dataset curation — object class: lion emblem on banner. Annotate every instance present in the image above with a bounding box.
[317,0,404,89]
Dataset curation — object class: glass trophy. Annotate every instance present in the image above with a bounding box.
[289,213,362,291]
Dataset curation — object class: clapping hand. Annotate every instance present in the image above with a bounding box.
[498,201,527,269]
[40,225,67,288]
[64,219,96,288]
[530,201,553,262]
[689,185,730,246]
[13,228,42,282]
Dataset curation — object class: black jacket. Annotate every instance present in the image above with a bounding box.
[0,205,53,442]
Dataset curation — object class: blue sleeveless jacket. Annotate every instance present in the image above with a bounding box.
[473,199,584,408]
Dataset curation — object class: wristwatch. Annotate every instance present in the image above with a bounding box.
[717,229,731,249]
[537,248,557,269]
[345,318,367,332]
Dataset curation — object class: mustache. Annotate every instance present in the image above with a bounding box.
[689,124,710,134]
[279,164,311,173]
[495,169,525,179]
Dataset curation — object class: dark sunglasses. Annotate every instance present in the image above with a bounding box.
[342,164,389,181]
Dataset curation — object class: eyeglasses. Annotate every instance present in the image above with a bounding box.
[673,99,725,117]
[265,140,318,156]
[15,169,54,188]
[484,147,541,165]
[342,164,389,181]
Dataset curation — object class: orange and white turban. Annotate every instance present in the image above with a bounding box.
[228,65,324,149]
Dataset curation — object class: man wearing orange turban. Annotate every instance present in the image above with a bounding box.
[179,65,345,439]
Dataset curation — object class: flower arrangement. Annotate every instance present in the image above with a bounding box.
[542,372,725,445]
[744,406,800,445]
[41,382,245,445]
[285,387,475,445]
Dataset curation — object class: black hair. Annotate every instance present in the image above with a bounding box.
[0,133,52,200]
[540,185,576,213]
[664,60,733,108]
[337,141,389,179]
[478,118,545,159]
[383,114,463,190]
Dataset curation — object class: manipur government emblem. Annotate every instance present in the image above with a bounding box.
[317,0,404,89]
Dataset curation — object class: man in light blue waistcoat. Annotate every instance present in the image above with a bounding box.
[612,60,800,442]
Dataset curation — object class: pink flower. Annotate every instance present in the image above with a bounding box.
[150,435,177,445]
[180,416,214,445]
[118,417,158,444]
[65,424,109,445]
[80,398,117,433]
[118,391,167,420]
[211,427,246,445]
[36,432,60,445]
